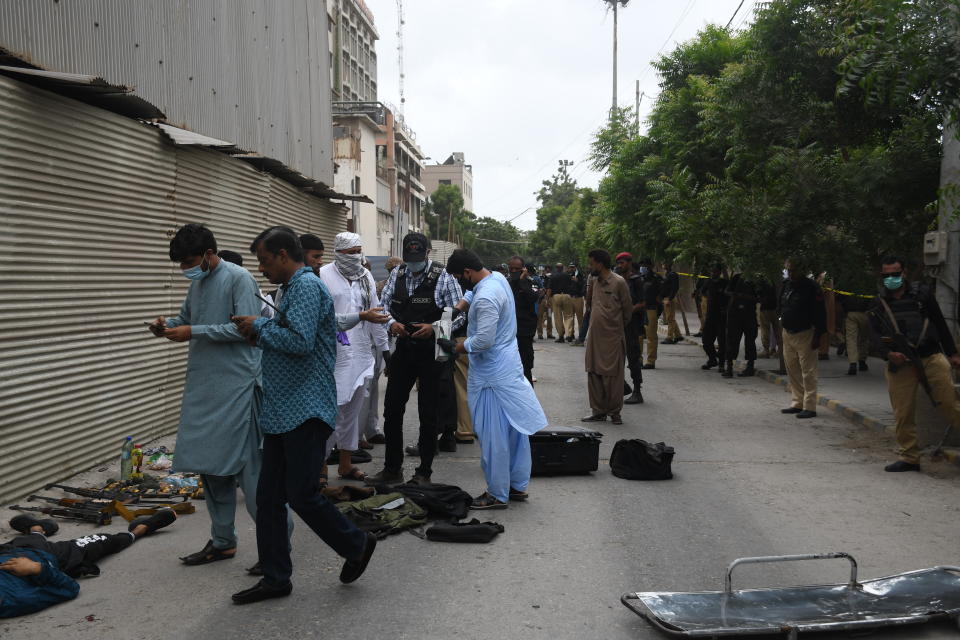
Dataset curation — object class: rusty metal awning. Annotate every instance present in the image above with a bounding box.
[153,123,236,149]
[311,185,374,204]
[0,64,165,119]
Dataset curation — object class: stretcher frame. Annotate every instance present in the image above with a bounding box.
[621,552,960,639]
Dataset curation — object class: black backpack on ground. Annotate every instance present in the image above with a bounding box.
[425,519,504,543]
[610,439,675,480]
[386,483,473,520]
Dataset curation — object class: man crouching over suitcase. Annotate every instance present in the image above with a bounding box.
[442,250,548,509]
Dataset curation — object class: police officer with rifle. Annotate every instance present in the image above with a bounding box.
[869,255,960,473]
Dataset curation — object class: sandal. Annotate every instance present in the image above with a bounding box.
[338,466,367,481]
[180,540,236,565]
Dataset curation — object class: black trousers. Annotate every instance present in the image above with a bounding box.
[517,334,535,383]
[578,310,591,343]
[625,322,644,387]
[5,531,133,578]
[702,312,727,363]
[437,357,457,438]
[726,307,759,362]
[383,338,444,476]
[256,418,366,588]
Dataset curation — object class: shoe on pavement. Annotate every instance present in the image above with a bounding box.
[884,460,921,472]
[129,507,176,536]
[406,474,432,486]
[246,562,263,576]
[367,433,385,444]
[623,382,633,396]
[573,340,584,346]
[692,332,703,338]
[701,359,718,370]
[624,390,644,405]
[737,363,755,377]
[340,532,377,584]
[232,580,292,605]
[781,407,803,414]
[610,414,623,425]
[547,334,555,339]
[859,360,869,372]
[566,337,575,343]
[555,337,566,343]
[581,414,607,422]
[847,363,858,376]
[10,515,59,536]
[717,361,728,374]
[796,410,817,419]
[437,434,457,452]
[509,488,529,502]
[642,363,655,370]
[470,492,508,510]
[404,444,421,457]
[364,468,404,486]
[721,365,734,378]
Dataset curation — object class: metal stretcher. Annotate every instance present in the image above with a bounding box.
[621,553,960,638]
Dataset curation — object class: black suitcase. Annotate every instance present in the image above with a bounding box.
[529,426,602,475]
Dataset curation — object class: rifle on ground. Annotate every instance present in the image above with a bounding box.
[10,504,112,526]
[45,483,189,502]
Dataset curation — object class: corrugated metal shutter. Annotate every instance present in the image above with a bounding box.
[266,176,347,255]
[0,75,182,504]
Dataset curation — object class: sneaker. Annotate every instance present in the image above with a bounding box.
[884,460,921,472]
[470,492,508,510]
[10,514,59,537]
[364,468,404,486]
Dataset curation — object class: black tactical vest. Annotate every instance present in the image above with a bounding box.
[390,262,444,325]
[884,283,939,351]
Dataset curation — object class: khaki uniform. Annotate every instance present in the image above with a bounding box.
[642,308,659,365]
[571,295,585,337]
[537,295,553,338]
[453,336,474,441]
[782,328,819,411]
[663,299,682,341]
[885,353,960,464]
[553,293,575,338]
[845,311,870,363]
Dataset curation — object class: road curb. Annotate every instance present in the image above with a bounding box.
[659,327,892,435]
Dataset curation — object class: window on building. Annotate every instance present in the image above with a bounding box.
[439,179,451,185]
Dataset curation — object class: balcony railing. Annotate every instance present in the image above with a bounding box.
[332,101,386,125]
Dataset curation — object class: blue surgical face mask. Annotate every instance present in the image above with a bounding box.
[183,259,210,281]
[883,275,904,291]
[406,260,427,273]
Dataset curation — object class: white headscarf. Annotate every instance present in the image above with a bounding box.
[334,232,362,252]
[333,232,371,307]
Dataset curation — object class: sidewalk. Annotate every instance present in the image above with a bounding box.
[657,309,957,451]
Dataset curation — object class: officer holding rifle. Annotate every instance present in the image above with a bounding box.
[869,255,960,473]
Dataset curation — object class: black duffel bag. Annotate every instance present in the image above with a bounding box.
[610,439,675,480]
[425,519,504,543]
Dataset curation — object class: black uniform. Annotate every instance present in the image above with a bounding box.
[701,275,729,365]
[868,283,956,360]
[624,271,645,388]
[779,278,827,336]
[383,263,448,478]
[510,273,539,383]
[725,274,759,363]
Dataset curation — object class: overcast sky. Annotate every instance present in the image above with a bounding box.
[369,0,757,231]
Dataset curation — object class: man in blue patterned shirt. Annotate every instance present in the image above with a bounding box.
[230,227,376,605]
[365,233,465,487]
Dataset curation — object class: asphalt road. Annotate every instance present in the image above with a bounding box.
[4,337,960,639]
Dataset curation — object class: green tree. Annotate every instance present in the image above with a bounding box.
[425,184,467,241]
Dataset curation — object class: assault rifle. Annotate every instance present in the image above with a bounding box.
[10,504,112,526]
[45,483,188,502]
[868,306,938,407]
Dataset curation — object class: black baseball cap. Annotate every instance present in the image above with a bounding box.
[402,232,430,261]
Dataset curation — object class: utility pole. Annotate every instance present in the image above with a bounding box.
[635,81,642,135]
[396,0,406,114]
[604,0,630,113]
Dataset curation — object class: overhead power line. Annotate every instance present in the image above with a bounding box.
[726,0,746,29]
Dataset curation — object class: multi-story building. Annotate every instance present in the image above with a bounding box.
[328,0,378,103]
[423,153,474,213]
[390,107,428,244]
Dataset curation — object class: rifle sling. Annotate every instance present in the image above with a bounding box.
[878,297,929,351]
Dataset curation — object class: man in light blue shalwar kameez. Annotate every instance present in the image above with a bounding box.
[444,249,548,509]
[150,224,273,570]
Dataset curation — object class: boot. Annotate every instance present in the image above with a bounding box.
[701,358,718,370]
[624,388,644,404]
[847,363,857,376]
[859,360,868,372]
[721,362,734,378]
[737,361,755,377]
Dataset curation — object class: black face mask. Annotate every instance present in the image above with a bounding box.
[509,270,521,281]
[459,277,475,291]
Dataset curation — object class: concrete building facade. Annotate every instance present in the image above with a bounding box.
[423,152,474,212]
[327,0,378,103]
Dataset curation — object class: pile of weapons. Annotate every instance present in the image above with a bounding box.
[9,482,202,527]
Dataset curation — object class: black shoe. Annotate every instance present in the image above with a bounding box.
[404,444,420,456]
[701,359,718,370]
[246,562,263,576]
[693,332,703,337]
[406,474,432,486]
[623,382,633,396]
[781,407,803,414]
[10,515,59,536]
[611,414,623,425]
[847,363,858,376]
[509,488,529,502]
[368,433,385,444]
[581,414,607,422]
[437,434,457,453]
[796,410,817,419]
[737,363,755,377]
[859,360,869,372]
[326,448,372,465]
[129,507,176,536]
[717,361,727,374]
[340,532,378,584]
[555,337,566,343]
[884,460,921,472]
[471,492,508,510]
[721,365,733,378]
[642,363,655,370]
[232,580,292,605]
[364,468,404,486]
[566,337,575,343]
[624,390,644,404]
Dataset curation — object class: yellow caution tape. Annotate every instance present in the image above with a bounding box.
[672,272,874,298]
